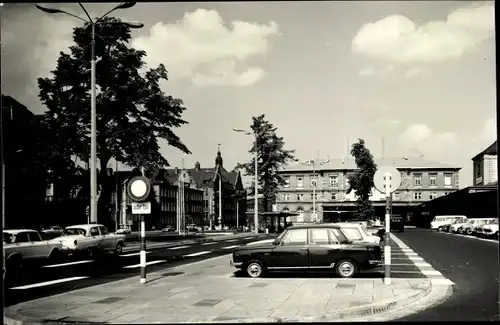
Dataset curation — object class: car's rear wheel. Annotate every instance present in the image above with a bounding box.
[246,260,265,278]
[335,259,357,278]
[49,249,63,263]
[437,226,443,232]
[466,228,473,235]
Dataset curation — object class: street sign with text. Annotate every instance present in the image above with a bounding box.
[132,202,151,214]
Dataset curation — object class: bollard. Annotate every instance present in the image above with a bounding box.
[140,215,146,284]
[384,172,392,285]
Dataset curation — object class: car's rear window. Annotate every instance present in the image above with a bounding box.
[62,228,86,236]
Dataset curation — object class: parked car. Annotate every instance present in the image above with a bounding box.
[442,217,468,232]
[455,218,492,234]
[431,215,467,231]
[116,228,131,235]
[230,224,383,279]
[333,222,381,245]
[4,229,64,273]
[40,226,64,239]
[50,224,126,257]
[162,226,175,232]
[480,218,499,238]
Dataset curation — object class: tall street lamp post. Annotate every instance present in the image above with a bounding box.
[296,157,330,222]
[233,128,259,234]
[36,2,144,224]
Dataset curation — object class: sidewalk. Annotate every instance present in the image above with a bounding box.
[5,254,452,324]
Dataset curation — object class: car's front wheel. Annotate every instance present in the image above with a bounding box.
[114,242,124,254]
[465,228,473,235]
[246,260,265,278]
[437,226,443,232]
[335,259,357,278]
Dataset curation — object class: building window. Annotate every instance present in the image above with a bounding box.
[336,192,345,201]
[444,173,452,187]
[329,175,339,187]
[283,176,290,188]
[414,174,422,186]
[310,176,317,188]
[429,173,437,186]
[283,194,290,201]
[296,194,304,201]
[310,193,318,200]
[297,176,304,188]
[430,192,437,200]
[393,192,401,200]
[283,207,289,212]
[455,173,460,187]
[413,192,422,200]
[345,176,350,188]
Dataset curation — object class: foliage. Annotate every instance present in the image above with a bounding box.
[346,138,377,219]
[235,114,295,211]
[37,17,191,225]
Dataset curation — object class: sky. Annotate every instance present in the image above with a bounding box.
[1,1,496,188]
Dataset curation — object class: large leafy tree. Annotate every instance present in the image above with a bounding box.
[347,139,377,219]
[235,114,295,212]
[38,17,191,227]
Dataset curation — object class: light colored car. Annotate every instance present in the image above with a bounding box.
[116,228,131,235]
[40,226,64,237]
[479,219,499,238]
[3,229,64,270]
[51,224,126,257]
[430,215,467,231]
[333,222,381,245]
[456,218,493,235]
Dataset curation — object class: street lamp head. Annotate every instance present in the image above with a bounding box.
[35,3,64,14]
[115,2,137,10]
[123,21,144,28]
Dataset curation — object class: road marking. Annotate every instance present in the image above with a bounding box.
[169,245,190,250]
[391,233,455,285]
[120,252,151,257]
[390,263,415,266]
[225,239,238,242]
[10,276,89,290]
[421,270,442,276]
[184,251,211,257]
[202,242,215,246]
[223,245,239,249]
[123,260,167,269]
[42,260,94,268]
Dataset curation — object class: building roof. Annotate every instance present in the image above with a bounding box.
[472,141,497,161]
[281,156,460,172]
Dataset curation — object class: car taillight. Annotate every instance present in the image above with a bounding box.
[74,240,77,246]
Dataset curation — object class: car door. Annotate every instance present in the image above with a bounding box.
[89,226,102,249]
[27,231,49,259]
[13,232,34,259]
[308,228,343,269]
[268,228,309,269]
[98,226,113,250]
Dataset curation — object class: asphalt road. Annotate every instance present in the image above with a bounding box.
[391,228,499,321]
[4,234,272,307]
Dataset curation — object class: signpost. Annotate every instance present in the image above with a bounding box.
[373,166,401,285]
[127,175,151,284]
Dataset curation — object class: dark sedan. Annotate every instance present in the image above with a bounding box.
[230,224,383,278]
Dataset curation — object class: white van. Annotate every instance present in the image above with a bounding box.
[430,215,467,231]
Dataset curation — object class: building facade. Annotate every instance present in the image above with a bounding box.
[276,157,461,224]
[472,141,497,186]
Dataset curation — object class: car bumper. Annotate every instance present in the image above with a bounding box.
[369,260,382,265]
[230,259,243,268]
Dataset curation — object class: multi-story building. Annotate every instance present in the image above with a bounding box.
[472,141,497,186]
[276,157,461,224]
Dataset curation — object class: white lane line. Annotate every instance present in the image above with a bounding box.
[421,270,443,276]
[123,260,167,269]
[202,242,215,246]
[223,245,239,249]
[169,245,191,250]
[408,256,424,261]
[119,252,151,257]
[42,260,94,268]
[414,262,432,267]
[390,263,415,266]
[10,276,89,290]
[225,239,238,242]
[184,251,211,257]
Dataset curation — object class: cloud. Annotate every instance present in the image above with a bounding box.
[359,66,375,76]
[132,9,280,87]
[481,117,497,143]
[404,67,422,78]
[370,117,401,127]
[399,124,460,159]
[352,2,494,62]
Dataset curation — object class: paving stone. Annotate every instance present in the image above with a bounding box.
[192,299,223,307]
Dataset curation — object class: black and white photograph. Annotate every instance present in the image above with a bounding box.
[1,1,498,323]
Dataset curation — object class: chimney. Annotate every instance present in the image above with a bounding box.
[195,161,201,171]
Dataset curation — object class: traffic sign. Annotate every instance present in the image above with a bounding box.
[373,166,401,194]
[132,202,152,214]
[127,176,151,202]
